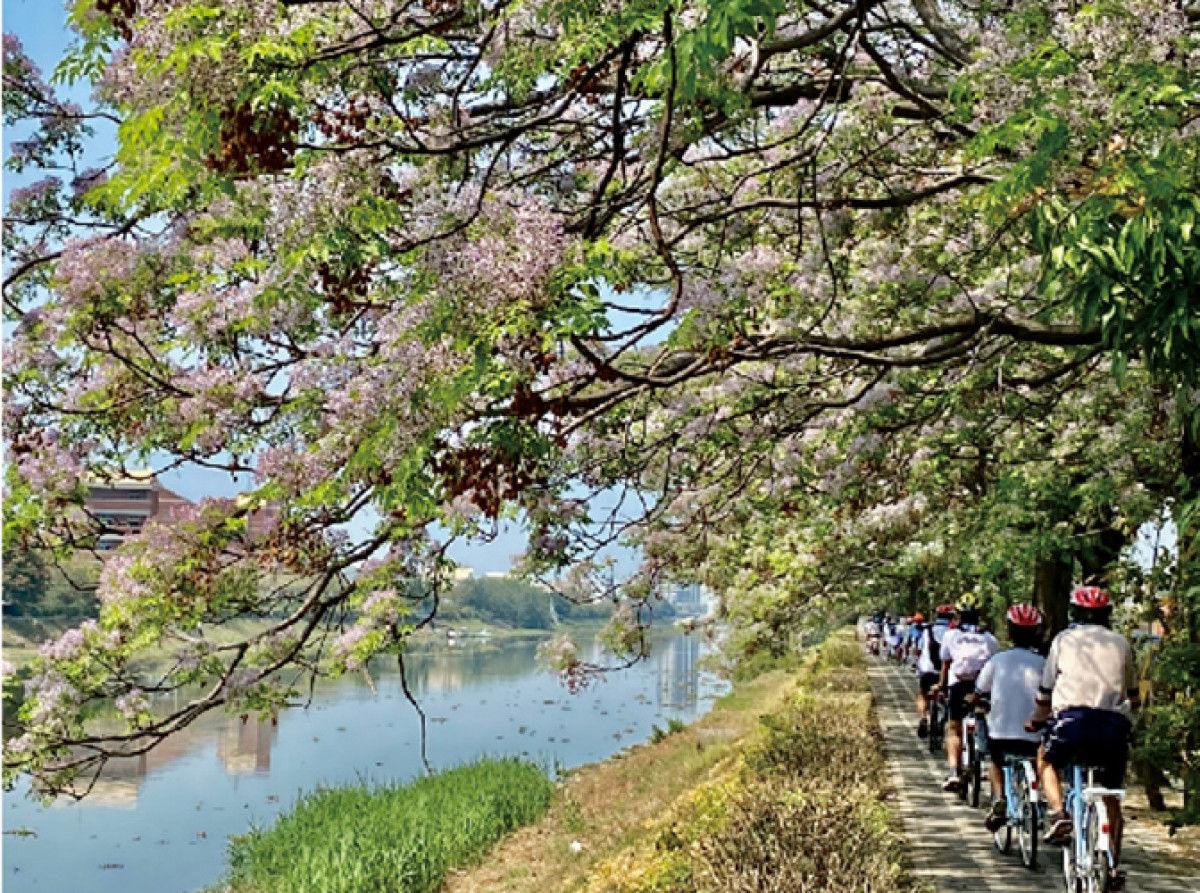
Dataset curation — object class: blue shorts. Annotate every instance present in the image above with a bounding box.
[1042,708,1130,789]
[987,737,1039,769]
[948,680,976,722]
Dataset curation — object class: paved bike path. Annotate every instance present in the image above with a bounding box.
[867,658,1200,893]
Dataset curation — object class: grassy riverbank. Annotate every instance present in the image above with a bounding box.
[443,630,922,893]
[219,757,554,893]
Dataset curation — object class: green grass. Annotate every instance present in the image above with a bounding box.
[223,757,554,893]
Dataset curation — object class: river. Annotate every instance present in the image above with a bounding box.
[2,630,727,893]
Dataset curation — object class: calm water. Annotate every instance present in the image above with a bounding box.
[3,631,726,893]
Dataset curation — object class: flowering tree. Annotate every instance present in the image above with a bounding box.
[4,0,1199,797]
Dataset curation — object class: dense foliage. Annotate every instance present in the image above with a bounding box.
[3,0,1198,813]
[442,575,616,629]
[0,549,100,618]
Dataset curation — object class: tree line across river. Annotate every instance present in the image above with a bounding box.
[0,549,667,633]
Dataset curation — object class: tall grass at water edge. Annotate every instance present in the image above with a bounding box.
[223,757,554,893]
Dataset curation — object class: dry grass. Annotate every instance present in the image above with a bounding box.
[440,667,799,893]
[546,632,923,893]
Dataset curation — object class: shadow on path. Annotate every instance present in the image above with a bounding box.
[867,658,1199,893]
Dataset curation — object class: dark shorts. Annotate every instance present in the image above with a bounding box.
[919,672,939,695]
[1043,708,1131,788]
[947,680,976,722]
[987,737,1040,769]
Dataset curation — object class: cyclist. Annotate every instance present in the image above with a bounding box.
[939,595,999,792]
[915,605,954,738]
[864,615,882,654]
[975,604,1046,832]
[1027,586,1138,878]
[906,612,925,667]
[887,618,904,660]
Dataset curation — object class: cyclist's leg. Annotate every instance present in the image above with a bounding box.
[943,682,967,789]
[1040,712,1089,844]
[1104,794,1123,863]
[1039,746,1065,812]
[916,672,936,737]
[987,750,1005,802]
[945,722,962,769]
[984,739,1007,830]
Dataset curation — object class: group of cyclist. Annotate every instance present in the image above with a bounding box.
[891,586,1139,892]
[864,612,917,661]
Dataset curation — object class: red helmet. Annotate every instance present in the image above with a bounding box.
[1070,586,1110,609]
[934,604,955,617]
[912,612,925,623]
[1006,604,1043,627]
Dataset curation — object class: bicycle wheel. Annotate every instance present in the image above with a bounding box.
[968,748,982,808]
[1085,802,1113,893]
[1062,837,1080,893]
[1015,770,1038,869]
[957,733,971,803]
[993,799,1013,854]
[928,701,944,754]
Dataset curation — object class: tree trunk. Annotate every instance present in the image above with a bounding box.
[1179,423,1200,644]
[1033,553,1073,639]
[1076,524,1128,588]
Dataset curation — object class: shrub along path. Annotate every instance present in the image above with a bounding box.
[869,657,1200,893]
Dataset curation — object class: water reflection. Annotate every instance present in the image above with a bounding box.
[217,715,276,776]
[4,632,727,893]
[48,713,281,810]
[658,634,701,710]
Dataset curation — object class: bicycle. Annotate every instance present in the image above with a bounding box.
[992,752,1041,870]
[1060,762,1125,893]
[927,688,946,755]
[959,712,984,808]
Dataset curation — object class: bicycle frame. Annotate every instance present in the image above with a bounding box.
[1002,755,1039,819]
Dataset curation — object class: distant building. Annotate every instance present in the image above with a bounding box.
[85,472,193,551]
[451,566,475,582]
[661,582,712,617]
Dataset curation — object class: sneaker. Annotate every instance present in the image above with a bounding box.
[917,717,929,739]
[1044,810,1072,845]
[942,773,961,793]
[985,800,1007,832]
[1107,869,1126,892]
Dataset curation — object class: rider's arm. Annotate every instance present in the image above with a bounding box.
[975,659,994,714]
[938,630,953,688]
[1028,633,1059,729]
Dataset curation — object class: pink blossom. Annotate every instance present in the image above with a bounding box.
[115,688,149,722]
[38,628,86,661]
[55,236,142,306]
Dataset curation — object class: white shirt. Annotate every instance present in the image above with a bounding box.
[941,626,999,685]
[916,622,949,674]
[1040,624,1137,716]
[976,648,1045,742]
